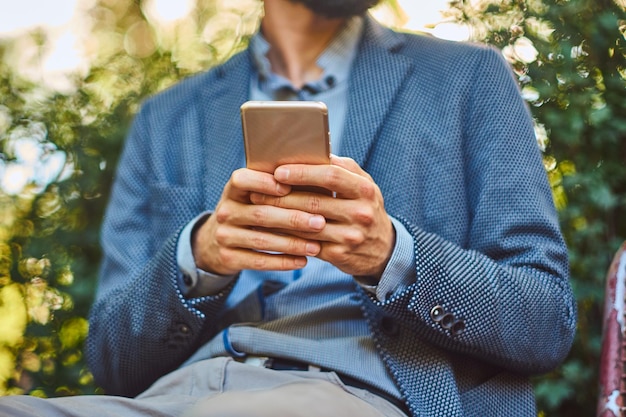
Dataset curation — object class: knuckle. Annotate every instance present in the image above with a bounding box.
[214,206,231,224]
[306,195,322,213]
[359,181,376,199]
[324,168,342,187]
[328,247,350,265]
[343,229,365,247]
[214,226,230,245]
[251,234,269,250]
[288,238,305,254]
[353,206,375,226]
[281,257,293,270]
[217,248,234,266]
[252,255,268,269]
[230,169,245,187]
[270,196,285,208]
[289,212,303,229]
[251,206,268,226]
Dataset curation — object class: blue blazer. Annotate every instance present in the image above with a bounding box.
[87,17,577,417]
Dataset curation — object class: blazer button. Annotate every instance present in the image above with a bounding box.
[380,315,400,337]
[179,324,191,335]
[440,313,455,329]
[430,305,445,322]
[451,320,466,336]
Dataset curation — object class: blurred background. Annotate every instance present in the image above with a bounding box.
[0,0,624,415]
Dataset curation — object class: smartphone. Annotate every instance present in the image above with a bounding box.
[241,100,332,194]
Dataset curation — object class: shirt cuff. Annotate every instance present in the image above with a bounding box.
[177,211,237,298]
[354,216,416,301]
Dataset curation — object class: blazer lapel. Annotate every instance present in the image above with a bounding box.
[199,51,252,209]
[342,17,414,167]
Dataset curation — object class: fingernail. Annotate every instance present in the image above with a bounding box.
[249,193,261,204]
[275,167,289,181]
[295,257,307,267]
[305,243,319,255]
[308,215,325,229]
[276,183,289,194]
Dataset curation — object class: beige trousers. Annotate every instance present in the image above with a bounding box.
[0,357,408,417]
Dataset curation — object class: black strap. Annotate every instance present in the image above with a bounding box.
[266,358,410,416]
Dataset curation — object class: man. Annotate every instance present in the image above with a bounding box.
[0,0,576,416]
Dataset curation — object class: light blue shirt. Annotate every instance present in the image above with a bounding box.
[177,16,416,400]
[247,17,359,152]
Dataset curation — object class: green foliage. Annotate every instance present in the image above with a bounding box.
[1,0,624,415]
[0,0,260,397]
[448,0,626,415]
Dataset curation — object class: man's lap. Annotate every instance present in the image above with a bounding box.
[0,357,407,417]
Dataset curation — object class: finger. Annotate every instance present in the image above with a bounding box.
[329,155,373,181]
[215,200,326,232]
[216,247,310,271]
[276,222,363,245]
[274,164,365,199]
[249,191,327,213]
[250,192,376,226]
[227,168,291,202]
[250,192,346,226]
[313,221,394,277]
[215,225,321,257]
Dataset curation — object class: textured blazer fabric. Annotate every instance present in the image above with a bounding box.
[86,17,577,417]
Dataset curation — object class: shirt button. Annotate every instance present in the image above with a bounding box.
[325,76,335,87]
[182,274,192,286]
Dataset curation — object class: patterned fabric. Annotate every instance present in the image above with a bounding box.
[86,16,577,417]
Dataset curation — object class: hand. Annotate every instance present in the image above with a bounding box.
[249,156,395,279]
[191,168,327,276]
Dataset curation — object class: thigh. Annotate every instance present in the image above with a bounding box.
[183,360,404,417]
[0,358,230,417]
[0,359,406,417]
[184,379,387,417]
[0,393,197,417]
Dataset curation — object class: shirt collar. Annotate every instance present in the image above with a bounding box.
[249,16,364,96]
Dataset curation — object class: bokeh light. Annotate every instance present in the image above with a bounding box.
[0,0,79,37]
[142,0,195,25]
[372,0,468,41]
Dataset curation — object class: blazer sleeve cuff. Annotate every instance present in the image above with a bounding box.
[177,211,236,298]
[354,216,416,301]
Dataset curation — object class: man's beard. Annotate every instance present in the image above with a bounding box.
[290,0,382,19]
